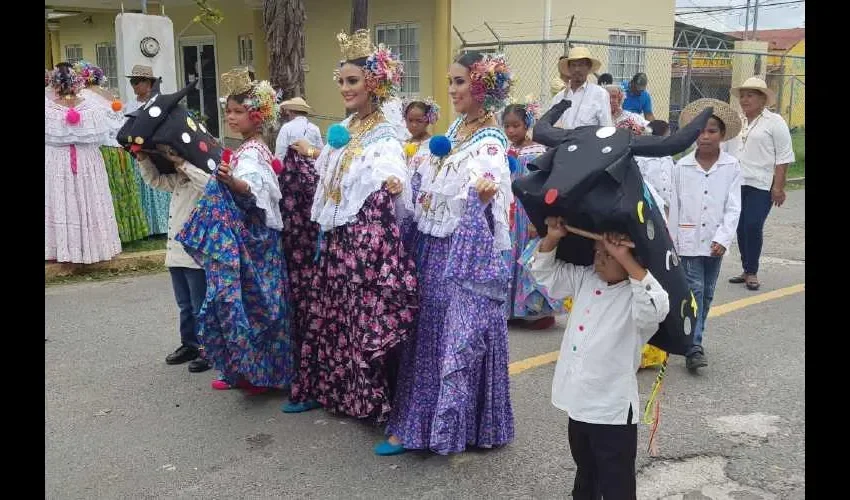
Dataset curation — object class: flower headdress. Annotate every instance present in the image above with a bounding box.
[403,96,441,125]
[219,67,279,126]
[49,67,83,96]
[466,53,513,113]
[73,60,106,87]
[335,30,404,104]
[521,95,541,128]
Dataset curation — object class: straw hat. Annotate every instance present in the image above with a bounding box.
[280,96,313,114]
[558,46,602,75]
[679,98,742,140]
[125,64,156,79]
[731,77,776,106]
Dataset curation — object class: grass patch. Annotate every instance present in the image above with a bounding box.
[46,262,167,287]
[122,235,167,253]
[788,128,805,179]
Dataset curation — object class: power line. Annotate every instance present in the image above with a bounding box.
[676,0,804,16]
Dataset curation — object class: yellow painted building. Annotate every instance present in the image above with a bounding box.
[46,0,674,136]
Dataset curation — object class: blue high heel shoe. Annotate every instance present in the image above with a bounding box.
[373,440,407,456]
[281,400,322,413]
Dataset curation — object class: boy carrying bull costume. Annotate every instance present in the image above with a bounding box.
[513,99,713,499]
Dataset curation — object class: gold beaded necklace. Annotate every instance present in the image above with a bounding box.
[323,110,384,204]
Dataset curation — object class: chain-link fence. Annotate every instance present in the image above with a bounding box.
[458,37,805,133]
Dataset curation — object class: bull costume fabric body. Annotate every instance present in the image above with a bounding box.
[116,79,222,175]
[512,99,714,355]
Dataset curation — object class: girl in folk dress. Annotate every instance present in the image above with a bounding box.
[502,103,564,330]
[176,69,292,393]
[45,63,122,264]
[282,30,418,422]
[377,52,515,456]
[403,98,440,201]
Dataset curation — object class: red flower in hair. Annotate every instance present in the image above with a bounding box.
[249,110,264,123]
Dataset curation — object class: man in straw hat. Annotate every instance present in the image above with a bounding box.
[670,98,743,371]
[125,64,159,115]
[275,96,324,161]
[546,47,612,130]
[725,77,795,291]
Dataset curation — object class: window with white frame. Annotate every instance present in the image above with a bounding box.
[96,42,118,89]
[65,45,83,64]
[375,22,419,95]
[238,35,254,69]
[608,30,646,82]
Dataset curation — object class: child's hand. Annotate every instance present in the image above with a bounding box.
[543,216,569,240]
[602,232,634,262]
[710,241,726,257]
[528,223,539,239]
[216,162,233,185]
[135,151,148,162]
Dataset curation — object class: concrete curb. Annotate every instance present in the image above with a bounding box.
[45,250,166,281]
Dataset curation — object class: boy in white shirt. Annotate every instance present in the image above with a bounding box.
[528,217,670,500]
[669,99,743,371]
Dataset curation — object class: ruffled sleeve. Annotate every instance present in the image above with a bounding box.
[454,140,514,251]
[311,121,411,231]
[233,147,284,231]
[353,134,413,221]
[444,187,510,301]
[44,98,116,146]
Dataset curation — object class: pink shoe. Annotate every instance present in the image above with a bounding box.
[211,379,233,390]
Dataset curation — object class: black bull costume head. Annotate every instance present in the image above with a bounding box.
[117,79,222,175]
[512,99,714,355]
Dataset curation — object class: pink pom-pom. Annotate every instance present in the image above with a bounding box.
[271,158,283,175]
[66,108,81,125]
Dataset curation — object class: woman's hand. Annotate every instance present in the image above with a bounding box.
[385,176,403,196]
[476,178,499,204]
[290,139,316,158]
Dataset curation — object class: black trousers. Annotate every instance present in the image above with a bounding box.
[568,411,637,500]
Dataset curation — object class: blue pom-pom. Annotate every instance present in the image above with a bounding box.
[507,155,519,174]
[327,123,351,149]
[429,135,452,157]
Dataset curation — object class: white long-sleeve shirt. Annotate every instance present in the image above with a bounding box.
[669,151,742,256]
[138,159,211,269]
[527,246,670,425]
[274,115,324,159]
[547,81,613,129]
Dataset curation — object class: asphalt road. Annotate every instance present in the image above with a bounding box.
[45,190,805,500]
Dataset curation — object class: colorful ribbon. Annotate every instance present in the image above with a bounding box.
[69,144,78,176]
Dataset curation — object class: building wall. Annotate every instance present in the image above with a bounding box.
[783,39,805,128]
[450,0,676,119]
[302,0,436,132]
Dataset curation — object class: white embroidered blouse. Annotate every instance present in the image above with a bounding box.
[413,118,514,251]
[311,117,411,231]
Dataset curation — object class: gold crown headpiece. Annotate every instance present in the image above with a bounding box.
[337,29,375,61]
[220,67,254,97]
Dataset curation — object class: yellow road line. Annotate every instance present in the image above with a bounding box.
[508,283,805,376]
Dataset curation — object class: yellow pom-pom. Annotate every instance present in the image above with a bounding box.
[563,296,573,313]
[404,142,418,158]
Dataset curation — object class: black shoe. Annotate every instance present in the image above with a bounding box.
[188,358,212,373]
[686,352,708,371]
[166,345,199,365]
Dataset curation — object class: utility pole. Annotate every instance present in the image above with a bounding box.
[752,0,762,74]
[743,0,751,40]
